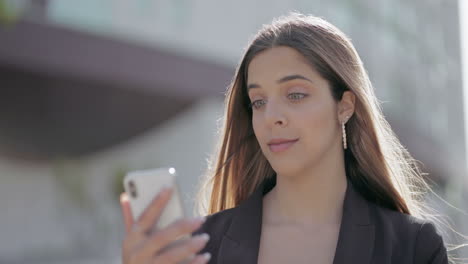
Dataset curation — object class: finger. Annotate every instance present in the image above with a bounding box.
[120,193,134,234]
[142,217,206,257]
[123,188,174,250]
[152,233,210,264]
[137,187,173,234]
[188,253,212,264]
[121,193,146,263]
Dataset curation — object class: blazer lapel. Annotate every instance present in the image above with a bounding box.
[332,180,375,264]
[217,180,267,264]
[217,178,375,264]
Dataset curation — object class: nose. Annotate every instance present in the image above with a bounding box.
[264,99,288,127]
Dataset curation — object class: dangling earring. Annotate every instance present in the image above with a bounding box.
[342,116,349,150]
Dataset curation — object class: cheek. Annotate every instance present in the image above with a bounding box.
[252,114,264,142]
[252,113,259,135]
[252,113,272,156]
[298,103,338,149]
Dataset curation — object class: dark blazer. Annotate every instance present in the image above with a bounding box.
[194,178,448,263]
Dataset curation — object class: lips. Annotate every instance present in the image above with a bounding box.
[268,138,299,153]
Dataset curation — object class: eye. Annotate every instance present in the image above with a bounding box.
[250,99,266,110]
[288,93,307,101]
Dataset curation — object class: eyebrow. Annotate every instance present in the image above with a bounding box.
[247,74,314,91]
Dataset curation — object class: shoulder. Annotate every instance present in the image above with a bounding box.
[369,203,447,263]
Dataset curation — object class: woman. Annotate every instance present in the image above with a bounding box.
[120,13,449,263]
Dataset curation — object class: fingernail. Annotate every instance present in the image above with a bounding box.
[195,233,210,242]
[159,185,172,195]
[202,252,211,261]
[192,216,206,224]
[162,184,173,191]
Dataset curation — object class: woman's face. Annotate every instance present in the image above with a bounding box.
[247,46,348,177]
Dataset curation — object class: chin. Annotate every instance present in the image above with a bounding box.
[269,160,305,179]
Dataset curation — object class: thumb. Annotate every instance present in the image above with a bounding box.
[120,193,134,234]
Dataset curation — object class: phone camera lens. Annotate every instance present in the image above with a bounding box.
[128,180,138,198]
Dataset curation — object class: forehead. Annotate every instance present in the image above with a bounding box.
[247,46,321,82]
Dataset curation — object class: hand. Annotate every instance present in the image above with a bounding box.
[120,187,211,264]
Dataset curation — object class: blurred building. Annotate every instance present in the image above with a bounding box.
[0,0,466,263]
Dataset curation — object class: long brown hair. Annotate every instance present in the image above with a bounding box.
[197,12,433,221]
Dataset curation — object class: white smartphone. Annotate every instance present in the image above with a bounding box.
[123,167,186,230]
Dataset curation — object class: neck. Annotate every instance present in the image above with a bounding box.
[263,149,347,227]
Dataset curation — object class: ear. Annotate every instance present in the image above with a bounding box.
[337,91,355,123]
